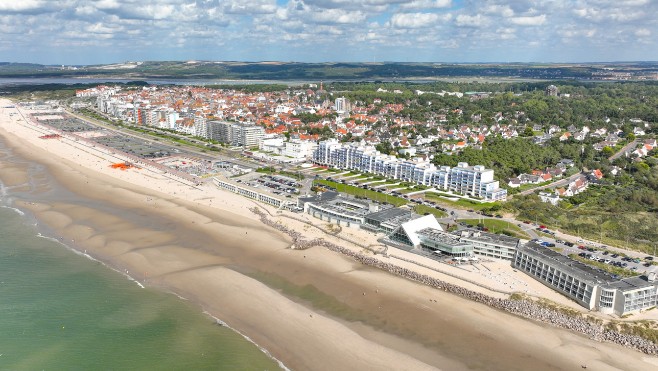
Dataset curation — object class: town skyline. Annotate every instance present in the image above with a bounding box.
[0,0,657,65]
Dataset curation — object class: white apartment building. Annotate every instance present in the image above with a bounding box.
[165,112,179,130]
[313,140,507,201]
[234,123,265,148]
[259,137,317,160]
[206,121,264,147]
[335,97,348,113]
[193,115,207,138]
[514,243,658,315]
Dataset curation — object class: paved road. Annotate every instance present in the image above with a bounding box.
[67,108,259,171]
[311,172,658,274]
[609,139,638,161]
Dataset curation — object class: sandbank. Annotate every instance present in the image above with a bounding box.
[1,100,657,370]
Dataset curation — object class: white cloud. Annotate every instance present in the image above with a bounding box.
[310,8,367,24]
[481,4,514,18]
[0,0,656,63]
[0,0,51,13]
[509,14,546,26]
[399,0,452,10]
[635,28,651,37]
[222,0,277,15]
[455,14,489,27]
[390,13,441,28]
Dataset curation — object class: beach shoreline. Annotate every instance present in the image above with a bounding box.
[2,99,657,370]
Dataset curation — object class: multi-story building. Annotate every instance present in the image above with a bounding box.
[335,97,348,113]
[193,114,207,138]
[206,121,264,147]
[513,243,658,315]
[455,229,521,260]
[312,140,507,201]
[208,120,232,143]
[233,123,265,148]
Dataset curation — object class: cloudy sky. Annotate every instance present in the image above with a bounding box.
[0,0,656,65]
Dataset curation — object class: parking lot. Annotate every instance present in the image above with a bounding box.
[248,174,301,196]
[530,236,657,275]
[314,172,658,275]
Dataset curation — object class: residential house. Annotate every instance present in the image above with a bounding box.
[539,191,560,206]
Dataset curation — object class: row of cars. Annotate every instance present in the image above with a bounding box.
[577,252,631,268]
[247,175,300,196]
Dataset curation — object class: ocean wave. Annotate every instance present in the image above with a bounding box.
[35,232,146,289]
[1,205,25,216]
[202,310,291,371]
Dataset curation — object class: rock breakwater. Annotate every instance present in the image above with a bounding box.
[250,207,658,355]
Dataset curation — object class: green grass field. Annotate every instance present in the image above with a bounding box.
[424,192,500,211]
[413,204,447,219]
[314,179,408,206]
[457,218,529,239]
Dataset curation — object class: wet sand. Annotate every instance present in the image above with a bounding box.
[2,104,657,370]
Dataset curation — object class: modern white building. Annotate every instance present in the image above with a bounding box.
[513,243,658,315]
[335,97,348,113]
[258,137,318,162]
[455,229,522,260]
[213,178,295,210]
[207,120,265,147]
[313,140,507,201]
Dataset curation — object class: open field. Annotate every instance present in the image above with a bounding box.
[458,218,529,239]
[413,204,448,219]
[424,192,500,211]
[314,179,408,206]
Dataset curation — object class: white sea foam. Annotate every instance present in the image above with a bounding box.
[1,205,25,216]
[35,232,146,289]
[202,310,291,371]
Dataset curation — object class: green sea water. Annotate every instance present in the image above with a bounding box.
[0,206,281,370]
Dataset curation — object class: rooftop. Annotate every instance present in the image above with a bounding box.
[365,207,410,223]
[417,228,470,247]
[456,229,521,247]
[520,242,619,284]
[604,276,656,292]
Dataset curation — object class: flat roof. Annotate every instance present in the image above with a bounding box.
[604,276,655,292]
[365,207,410,223]
[519,243,616,284]
[417,228,469,247]
[299,191,340,204]
[456,229,520,247]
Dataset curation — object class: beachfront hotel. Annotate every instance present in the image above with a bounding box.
[513,243,658,315]
[455,229,522,261]
[312,139,507,201]
[213,177,297,210]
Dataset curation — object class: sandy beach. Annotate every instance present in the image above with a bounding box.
[2,99,657,370]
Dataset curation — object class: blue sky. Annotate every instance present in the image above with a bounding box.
[0,0,656,65]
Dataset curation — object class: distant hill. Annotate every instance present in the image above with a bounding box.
[0,61,657,81]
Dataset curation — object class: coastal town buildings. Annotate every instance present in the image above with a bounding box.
[313,139,507,201]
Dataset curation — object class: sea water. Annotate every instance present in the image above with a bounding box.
[0,195,280,369]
